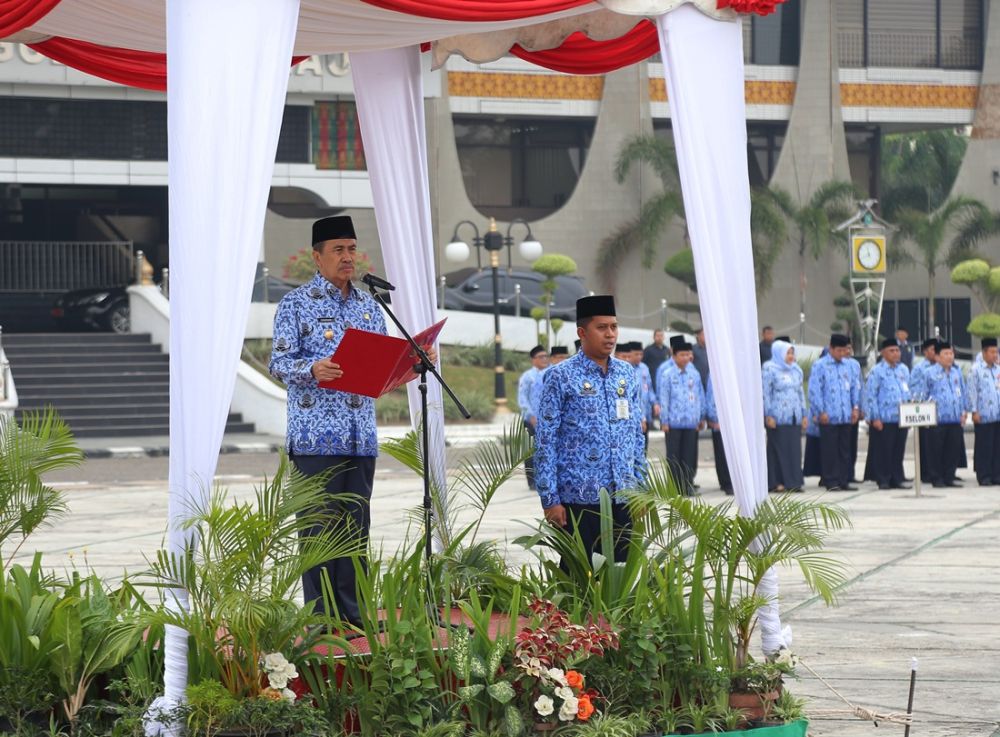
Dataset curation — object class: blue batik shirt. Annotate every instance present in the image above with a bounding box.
[807,354,860,425]
[534,352,646,509]
[635,361,656,422]
[908,358,935,401]
[924,364,971,424]
[862,360,911,423]
[762,364,806,425]
[518,366,543,422]
[657,363,705,430]
[269,272,387,456]
[705,376,719,425]
[968,361,1000,423]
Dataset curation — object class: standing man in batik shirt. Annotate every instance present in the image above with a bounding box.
[534,296,645,565]
[518,345,549,491]
[862,338,911,490]
[627,341,654,449]
[909,338,939,482]
[657,340,705,496]
[269,215,435,626]
[968,337,1000,486]
[923,342,970,488]
[808,333,861,491]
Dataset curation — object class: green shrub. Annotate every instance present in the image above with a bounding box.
[951,258,991,284]
[444,342,527,372]
[447,391,494,422]
[377,393,412,424]
[968,312,1000,337]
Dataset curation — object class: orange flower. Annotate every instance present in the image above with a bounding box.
[565,670,584,690]
[577,694,595,720]
[260,687,283,702]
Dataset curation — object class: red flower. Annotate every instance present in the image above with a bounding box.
[577,694,595,721]
[565,670,584,690]
[718,0,783,16]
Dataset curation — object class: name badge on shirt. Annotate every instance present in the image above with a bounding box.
[318,317,335,323]
[616,399,630,419]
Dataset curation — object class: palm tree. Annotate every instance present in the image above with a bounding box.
[763,181,858,341]
[598,134,685,292]
[881,128,968,220]
[893,195,988,330]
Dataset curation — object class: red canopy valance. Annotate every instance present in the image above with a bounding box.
[512,20,658,75]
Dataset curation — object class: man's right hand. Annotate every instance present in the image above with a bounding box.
[973,412,981,425]
[871,419,883,431]
[819,412,830,425]
[765,416,777,429]
[662,424,670,433]
[311,358,343,382]
[544,504,567,528]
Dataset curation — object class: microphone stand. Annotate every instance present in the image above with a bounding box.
[366,283,470,631]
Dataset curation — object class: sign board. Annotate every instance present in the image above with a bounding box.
[851,234,887,274]
[899,402,937,428]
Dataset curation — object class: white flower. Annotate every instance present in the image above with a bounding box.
[547,668,568,686]
[555,686,575,702]
[534,695,554,717]
[558,696,579,721]
[263,652,289,672]
[774,649,799,669]
[280,662,298,681]
[281,688,297,702]
[268,672,289,690]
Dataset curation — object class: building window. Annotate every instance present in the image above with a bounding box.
[882,297,973,355]
[838,0,983,70]
[846,125,879,198]
[744,0,801,66]
[454,116,596,221]
[747,123,787,186]
[0,97,311,163]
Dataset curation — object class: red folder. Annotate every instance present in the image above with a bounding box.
[317,318,447,398]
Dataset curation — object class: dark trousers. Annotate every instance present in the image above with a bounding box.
[918,427,930,481]
[973,422,1000,484]
[291,454,375,624]
[711,430,732,493]
[927,424,964,485]
[849,423,860,481]
[524,420,537,490]
[562,502,633,569]
[665,429,698,495]
[865,422,908,487]
[819,424,852,489]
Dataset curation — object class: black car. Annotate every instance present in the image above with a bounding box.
[442,268,587,320]
[52,287,130,333]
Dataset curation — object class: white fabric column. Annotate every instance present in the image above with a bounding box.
[147,1,301,733]
[656,6,786,653]
[351,47,448,512]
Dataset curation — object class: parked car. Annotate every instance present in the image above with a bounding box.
[442,268,587,320]
[52,287,130,333]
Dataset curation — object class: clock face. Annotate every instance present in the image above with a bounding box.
[857,239,882,269]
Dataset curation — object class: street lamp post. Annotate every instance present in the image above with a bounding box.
[445,217,542,411]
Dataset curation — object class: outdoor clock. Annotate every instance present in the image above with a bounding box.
[851,234,886,274]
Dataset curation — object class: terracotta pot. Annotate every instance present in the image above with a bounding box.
[729,689,780,722]
[534,722,559,732]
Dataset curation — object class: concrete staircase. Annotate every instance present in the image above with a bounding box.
[5,333,254,437]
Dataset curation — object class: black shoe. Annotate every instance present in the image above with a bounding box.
[843,485,859,491]
[979,479,994,487]
[877,484,891,490]
[946,481,962,488]
[932,483,948,488]
[893,483,912,490]
[826,485,845,492]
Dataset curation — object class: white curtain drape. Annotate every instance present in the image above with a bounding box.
[351,47,449,519]
[146,1,301,733]
[656,6,787,653]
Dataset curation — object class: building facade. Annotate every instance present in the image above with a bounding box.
[1,0,996,347]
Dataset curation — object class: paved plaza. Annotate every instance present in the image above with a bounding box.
[26,439,1000,737]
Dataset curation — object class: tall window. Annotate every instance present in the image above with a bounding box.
[454,116,595,221]
[838,0,984,70]
[744,0,801,66]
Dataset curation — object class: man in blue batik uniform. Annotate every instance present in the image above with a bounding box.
[626,341,654,450]
[270,215,435,625]
[862,338,911,490]
[657,340,705,496]
[968,337,1000,486]
[808,333,861,491]
[909,337,938,482]
[923,341,970,488]
[518,345,549,490]
[535,295,645,566]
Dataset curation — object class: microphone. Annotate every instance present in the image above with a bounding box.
[362,272,396,292]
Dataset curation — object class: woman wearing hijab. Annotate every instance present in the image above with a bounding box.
[763,340,807,491]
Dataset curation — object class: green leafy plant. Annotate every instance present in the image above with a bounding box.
[138,454,362,699]
[0,410,82,573]
[951,257,1000,338]
[532,254,578,348]
[770,688,807,724]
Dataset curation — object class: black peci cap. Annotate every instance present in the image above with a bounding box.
[669,335,687,351]
[830,333,850,348]
[551,346,569,356]
[937,341,953,351]
[529,345,547,358]
[921,338,939,351]
[312,215,356,245]
[982,337,998,348]
[576,295,616,319]
[880,337,898,350]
